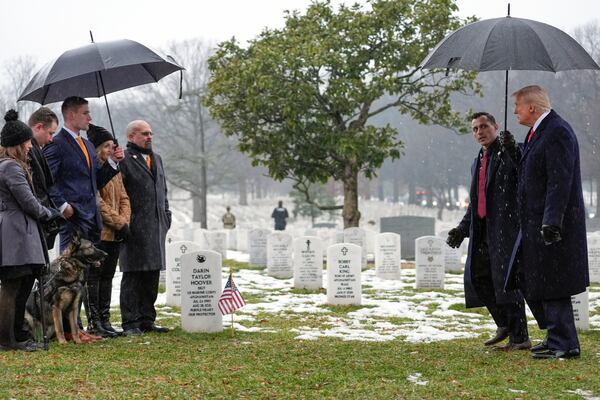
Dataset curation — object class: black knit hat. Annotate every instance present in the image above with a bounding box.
[1,110,33,147]
[87,124,114,148]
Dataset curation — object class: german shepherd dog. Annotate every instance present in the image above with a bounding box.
[25,232,107,344]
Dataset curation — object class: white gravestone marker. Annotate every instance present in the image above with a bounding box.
[375,233,401,280]
[587,234,600,283]
[267,232,293,278]
[344,227,368,270]
[166,241,203,307]
[293,236,324,289]
[571,290,589,331]
[249,229,270,268]
[192,228,208,248]
[180,250,223,333]
[415,236,445,289]
[327,243,362,305]
[237,229,248,252]
[205,231,228,260]
[334,231,345,244]
[227,229,238,251]
[438,229,463,272]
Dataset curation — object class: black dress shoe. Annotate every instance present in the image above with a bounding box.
[532,348,580,359]
[530,337,548,352]
[140,323,169,333]
[14,340,43,352]
[484,327,510,346]
[101,321,124,336]
[123,328,143,336]
[493,339,532,352]
[87,322,119,338]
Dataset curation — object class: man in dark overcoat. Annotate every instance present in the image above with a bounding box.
[506,85,589,359]
[447,112,529,351]
[119,120,171,335]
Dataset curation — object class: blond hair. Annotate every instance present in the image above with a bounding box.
[0,144,32,182]
[512,85,551,113]
[95,140,113,165]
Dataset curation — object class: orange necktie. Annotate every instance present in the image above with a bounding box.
[75,136,91,169]
[146,155,151,169]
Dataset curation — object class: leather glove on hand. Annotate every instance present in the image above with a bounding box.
[541,225,562,245]
[42,208,66,224]
[116,224,131,242]
[446,228,465,248]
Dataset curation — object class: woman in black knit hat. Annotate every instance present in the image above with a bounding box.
[0,109,62,351]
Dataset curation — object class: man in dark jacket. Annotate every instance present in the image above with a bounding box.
[271,201,289,231]
[27,107,59,248]
[447,112,530,351]
[506,85,589,359]
[119,120,171,335]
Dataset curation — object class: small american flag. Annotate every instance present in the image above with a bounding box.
[218,274,246,315]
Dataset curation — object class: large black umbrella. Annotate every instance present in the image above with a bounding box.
[18,34,184,136]
[420,6,600,129]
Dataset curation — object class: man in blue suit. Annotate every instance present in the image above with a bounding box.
[507,85,589,359]
[43,96,124,342]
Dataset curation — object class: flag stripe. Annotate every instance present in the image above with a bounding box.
[218,275,246,315]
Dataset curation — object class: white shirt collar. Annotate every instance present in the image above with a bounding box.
[63,126,81,139]
[532,110,550,132]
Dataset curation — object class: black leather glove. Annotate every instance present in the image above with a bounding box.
[446,227,465,248]
[541,225,562,245]
[499,130,519,159]
[116,224,131,242]
[41,208,65,224]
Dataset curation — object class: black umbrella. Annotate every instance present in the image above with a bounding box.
[420,5,600,129]
[18,33,184,137]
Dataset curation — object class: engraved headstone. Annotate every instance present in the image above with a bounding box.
[293,236,323,289]
[267,232,293,278]
[438,229,463,272]
[180,250,223,332]
[587,234,600,283]
[227,229,238,251]
[343,227,367,270]
[381,216,435,259]
[415,236,445,289]
[571,290,589,330]
[166,241,203,306]
[192,228,208,248]
[238,229,248,252]
[334,231,345,244]
[326,243,361,305]
[375,233,401,280]
[248,228,270,268]
[205,231,228,259]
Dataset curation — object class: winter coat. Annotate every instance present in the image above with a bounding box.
[28,138,58,247]
[457,139,522,307]
[272,207,289,230]
[0,158,50,266]
[99,171,131,242]
[118,146,171,272]
[506,110,589,301]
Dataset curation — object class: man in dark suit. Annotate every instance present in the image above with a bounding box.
[506,85,589,359]
[447,112,529,351]
[43,96,124,342]
[119,120,171,336]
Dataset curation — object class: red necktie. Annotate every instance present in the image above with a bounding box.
[527,127,535,143]
[477,150,488,219]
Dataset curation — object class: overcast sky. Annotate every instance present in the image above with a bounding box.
[0,0,598,69]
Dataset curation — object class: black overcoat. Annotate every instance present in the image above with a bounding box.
[118,146,171,272]
[506,110,589,301]
[457,140,522,307]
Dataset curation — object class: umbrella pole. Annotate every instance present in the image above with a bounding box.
[503,69,509,131]
[90,31,116,140]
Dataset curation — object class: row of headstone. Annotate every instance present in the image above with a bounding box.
[587,234,600,283]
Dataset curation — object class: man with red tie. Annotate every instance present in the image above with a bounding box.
[447,112,529,351]
[506,85,589,359]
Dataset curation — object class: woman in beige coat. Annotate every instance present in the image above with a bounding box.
[86,124,130,337]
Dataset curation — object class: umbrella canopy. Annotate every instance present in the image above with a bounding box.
[420,14,600,130]
[18,39,184,104]
[421,16,599,72]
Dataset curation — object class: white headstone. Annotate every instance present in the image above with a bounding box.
[180,250,223,333]
[166,241,203,307]
[375,233,401,280]
[293,236,324,289]
[326,243,362,305]
[205,231,228,259]
[227,229,238,251]
[248,228,270,268]
[166,232,184,246]
[192,228,208,248]
[365,229,376,256]
[334,231,345,244]
[304,228,318,237]
[438,229,463,272]
[587,234,600,283]
[267,232,293,278]
[571,290,589,331]
[238,229,248,252]
[343,227,367,270]
[415,236,445,289]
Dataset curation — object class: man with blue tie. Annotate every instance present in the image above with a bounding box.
[507,85,589,359]
[43,96,124,342]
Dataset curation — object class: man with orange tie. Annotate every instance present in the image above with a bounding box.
[43,96,124,342]
[118,120,171,335]
[446,112,529,351]
[506,85,589,359]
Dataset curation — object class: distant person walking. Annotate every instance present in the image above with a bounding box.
[222,206,236,229]
[271,200,289,231]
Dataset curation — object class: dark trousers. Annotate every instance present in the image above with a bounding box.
[88,241,120,325]
[528,298,579,351]
[120,270,160,330]
[472,219,528,343]
[0,273,35,346]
